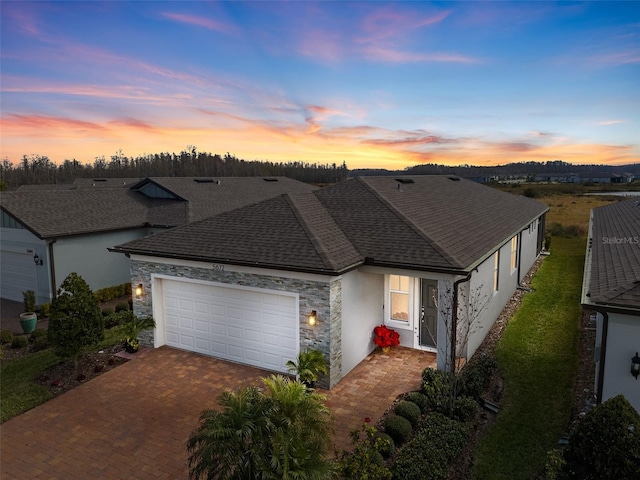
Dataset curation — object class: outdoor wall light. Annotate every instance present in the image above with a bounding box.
[631,352,640,380]
[33,253,42,266]
[135,284,143,298]
[308,310,317,327]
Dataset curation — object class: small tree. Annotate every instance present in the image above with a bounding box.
[48,272,104,367]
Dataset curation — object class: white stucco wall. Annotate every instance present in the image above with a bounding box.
[54,228,150,293]
[519,219,540,282]
[340,269,384,376]
[602,312,640,413]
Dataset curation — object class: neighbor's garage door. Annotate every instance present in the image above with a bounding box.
[1,250,37,302]
[160,278,298,373]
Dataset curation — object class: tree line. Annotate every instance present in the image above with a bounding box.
[0,149,349,189]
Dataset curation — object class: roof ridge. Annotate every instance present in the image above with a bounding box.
[285,193,360,271]
[354,177,462,269]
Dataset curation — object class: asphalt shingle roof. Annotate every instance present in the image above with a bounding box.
[114,176,549,275]
[1,177,317,239]
[586,198,640,310]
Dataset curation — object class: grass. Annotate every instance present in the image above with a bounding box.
[472,235,586,480]
[0,325,126,423]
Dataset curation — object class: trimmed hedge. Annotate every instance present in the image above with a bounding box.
[384,414,413,446]
[11,336,29,349]
[421,367,453,411]
[0,330,13,344]
[104,310,134,329]
[395,400,422,427]
[93,283,131,303]
[392,413,471,480]
[458,353,498,400]
[405,391,429,413]
[452,396,479,423]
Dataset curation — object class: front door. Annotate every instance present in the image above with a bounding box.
[419,280,438,349]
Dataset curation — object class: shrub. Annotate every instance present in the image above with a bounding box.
[11,336,29,349]
[93,283,129,302]
[459,354,498,400]
[422,367,453,411]
[395,400,421,427]
[405,391,429,413]
[392,413,471,480]
[542,448,568,480]
[337,424,393,480]
[48,272,104,363]
[30,328,47,342]
[102,307,114,317]
[32,335,49,351]
[37,302,51,318]
[452,396,479,423]
[375,431,395,459]
[104,310,133,329]
[0,330,13,344]
[22,290,36,312]
[546,223,585,238]
[383,414,412,446]
[564,395,640,480]
[115,302,130,313]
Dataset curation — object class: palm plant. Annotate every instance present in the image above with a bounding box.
[122,315,155,352]
[286,349,328,388]
[187,375,336,480]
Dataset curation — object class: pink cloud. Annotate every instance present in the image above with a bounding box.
[160,12,237,35]
[597,119,625,126]
[2,114,106,135]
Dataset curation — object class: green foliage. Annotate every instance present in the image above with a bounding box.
[523,187,539,198]
[115,302,130,313]
[122,315,155,342]
[47,272,104,361]
[30,328,46,341]
[541,448,568,480]
[30,328,48,351]
[93,283,130,303]
[102,307,114,317]
[0,329,14,344]
[421,367,453,411]
[564,395,640,480]
[22,290,36,312]
[394,400,421,427]
[286,349,328,387]
[452,396,479,423]
[459,354,498,400]
[104,310,133,329]
[337,424,392,480]
[37,302,51,318]
[375,432,395,459]
[187,375,335,480]
[546,222,585,238]
[11,335,29,349]
[392,413,471,480]
[405,391,428,413]
[383,414,412,446]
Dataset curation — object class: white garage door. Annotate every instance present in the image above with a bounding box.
[0,250,37,302]
[161,278,299,373]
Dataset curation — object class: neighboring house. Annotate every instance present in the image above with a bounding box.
[111,176,548,389]
[0,177,316,305]
[581,198,640,413]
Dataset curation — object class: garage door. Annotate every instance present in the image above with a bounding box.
[0,250,37,302]
[160,278,299,373]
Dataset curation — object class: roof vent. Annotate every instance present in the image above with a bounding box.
[263,178,278,182]
[395,178,414,184]
[194,178,214,183]
[447,176,461,181]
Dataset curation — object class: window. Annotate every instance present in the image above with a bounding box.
[493,252,500,292]
[389,275,410,322]
[510,236,518,271]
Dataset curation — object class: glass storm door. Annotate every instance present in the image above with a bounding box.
[419,280,438,348]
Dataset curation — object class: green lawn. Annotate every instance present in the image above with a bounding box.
[472,236,585,480]
[1,326,126,423]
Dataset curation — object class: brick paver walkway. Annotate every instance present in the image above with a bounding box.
[0,346,434,479]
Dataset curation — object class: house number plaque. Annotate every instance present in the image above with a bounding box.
[212,264,225,271]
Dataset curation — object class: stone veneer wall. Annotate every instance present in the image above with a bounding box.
[131,259,342,389]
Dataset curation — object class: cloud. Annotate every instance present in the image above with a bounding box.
[160,12,238,35]
[591,50,640,66]
[597,119,626,126]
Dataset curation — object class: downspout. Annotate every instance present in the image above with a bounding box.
[596,312,608,404]
[451,272,472,371]
[517,231,523,283]
[48,240,57,300]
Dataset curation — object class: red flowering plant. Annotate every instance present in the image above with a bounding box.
[373,325,400,350]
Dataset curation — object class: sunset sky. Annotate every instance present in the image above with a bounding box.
[1,1,639,170]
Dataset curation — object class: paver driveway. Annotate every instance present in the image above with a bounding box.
[1,346,434,479]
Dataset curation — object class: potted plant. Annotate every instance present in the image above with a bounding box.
[122,315,155,353]
[286,349,328,389]
[19,290,38,334]
[373,325,400,353]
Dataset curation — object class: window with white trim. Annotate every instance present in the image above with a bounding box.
[389,275,410,322]
[510,236,518,271]
[493,252,499,293]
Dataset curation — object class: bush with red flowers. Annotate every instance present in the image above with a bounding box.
[373,325,400,349]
